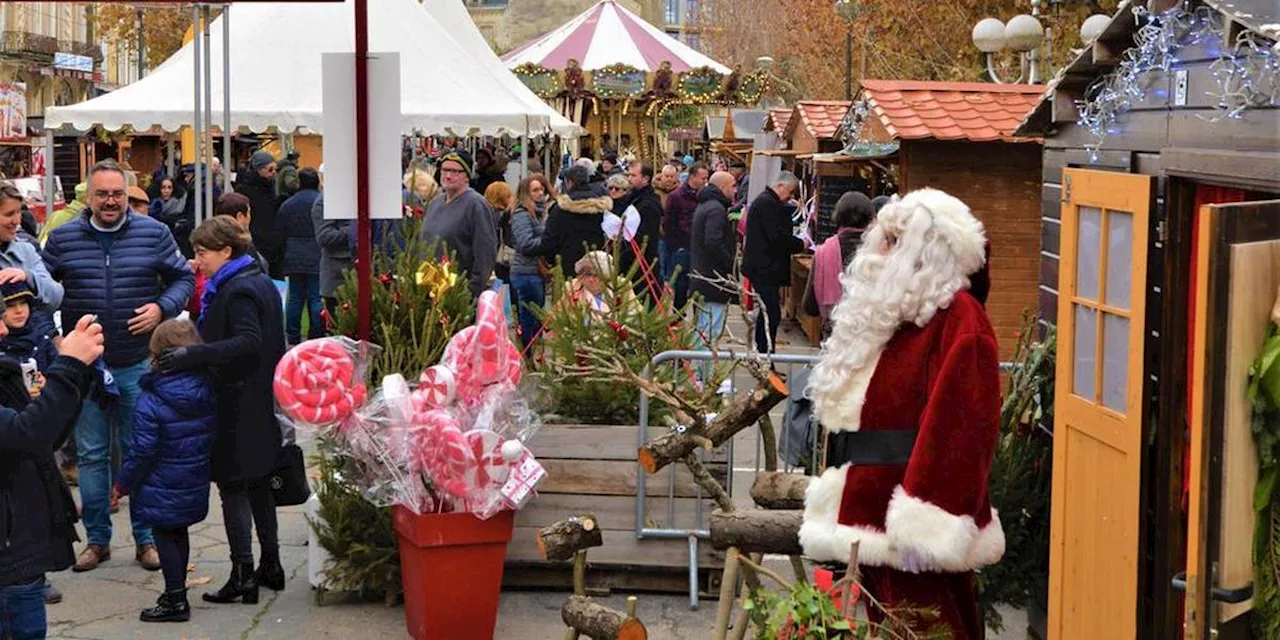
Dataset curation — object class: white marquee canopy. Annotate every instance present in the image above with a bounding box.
[46,0,581,137]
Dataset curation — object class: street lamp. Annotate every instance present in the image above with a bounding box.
[834,0,861,101]
[973,1,1109,85]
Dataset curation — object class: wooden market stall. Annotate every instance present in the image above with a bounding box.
[1013,0,1279,637]
[799,81,1045,358]
[503,0,768,165]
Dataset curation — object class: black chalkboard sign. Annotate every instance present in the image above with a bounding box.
[814,175,869,244]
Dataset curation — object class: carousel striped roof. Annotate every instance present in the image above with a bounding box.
[502,0,730,74]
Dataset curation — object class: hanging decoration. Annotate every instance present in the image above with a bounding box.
[836,98,900,158]
[1076,3,1278,159]
[591,63,647,99]
[512,63,563,98]
[677,66,727,104]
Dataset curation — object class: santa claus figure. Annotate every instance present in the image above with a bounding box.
[801,188,1003,638]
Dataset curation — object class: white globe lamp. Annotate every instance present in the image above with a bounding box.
[972,18,1007,53]
[1004,14,1045,53]
[1079,14,1111,44]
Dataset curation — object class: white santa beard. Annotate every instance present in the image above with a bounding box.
[806,221,972,433]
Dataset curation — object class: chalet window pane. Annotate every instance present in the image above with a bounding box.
[1105,210,1133,310]
[1076,206,1102,301]
[1102,313,1129,412]
[1073,304,1097,402]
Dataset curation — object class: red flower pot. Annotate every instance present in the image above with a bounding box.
[392,507,515,639]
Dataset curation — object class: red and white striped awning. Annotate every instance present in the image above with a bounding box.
[501,0,729,74]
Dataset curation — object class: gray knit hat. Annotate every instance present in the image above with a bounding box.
[250,150,275,171]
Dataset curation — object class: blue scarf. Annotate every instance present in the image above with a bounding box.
[198,254,256,326]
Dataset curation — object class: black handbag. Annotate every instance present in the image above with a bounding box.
[268,444,311,507]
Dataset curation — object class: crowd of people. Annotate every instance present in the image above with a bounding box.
[0,158,298,635]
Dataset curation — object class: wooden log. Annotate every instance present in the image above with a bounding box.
[561,595,648,640]
[538,514,604,562]
[749,472,810,510]
[709,509,803,556]
[638,373,788,474]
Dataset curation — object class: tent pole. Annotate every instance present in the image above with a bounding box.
[222,3,231,194]
[202,4,214,215]
[192,4,203,227]
[354,0,371,340]
[166,139,175,177]
[519,127,527,181]
[43,134,54,221]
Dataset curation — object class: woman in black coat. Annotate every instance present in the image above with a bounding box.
[158,216,287,605]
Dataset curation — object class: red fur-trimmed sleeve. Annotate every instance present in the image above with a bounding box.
[884,330,1005,572]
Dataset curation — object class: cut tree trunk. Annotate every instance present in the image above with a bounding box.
[638,373,788,474]
[749,472,810,510]
[538,514,604,562]
[709,509,803,556]
[561,595,648,640]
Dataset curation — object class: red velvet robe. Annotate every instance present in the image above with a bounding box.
[800,290,1004,639]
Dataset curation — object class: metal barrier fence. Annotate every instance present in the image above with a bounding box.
[635,349,1016,609]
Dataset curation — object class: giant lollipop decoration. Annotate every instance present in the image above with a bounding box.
[274,338,368,427]
[432,290,522,406]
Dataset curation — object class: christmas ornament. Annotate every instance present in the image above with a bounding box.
[415,260,459,299]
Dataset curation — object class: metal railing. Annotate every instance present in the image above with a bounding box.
[634,349,1017,609]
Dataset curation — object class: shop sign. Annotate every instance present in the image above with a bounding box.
[54,52,94,73]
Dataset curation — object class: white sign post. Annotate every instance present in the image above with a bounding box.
[321,51,402,220]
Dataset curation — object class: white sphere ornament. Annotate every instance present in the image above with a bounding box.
[501,439,524,462]
[972,18,1008,53]
[1005,14,1045,52]
[1080,14,1111,44]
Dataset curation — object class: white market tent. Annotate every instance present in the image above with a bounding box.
[45,0,578,137]
[420,0,581,137]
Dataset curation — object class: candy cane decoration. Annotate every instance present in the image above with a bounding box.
[273,339,368,426]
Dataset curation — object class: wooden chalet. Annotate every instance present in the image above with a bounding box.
[1014,0,1279,637]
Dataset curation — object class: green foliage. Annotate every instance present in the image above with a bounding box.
[308,441,401,602]
[744,581,950,639]
[1249,323,1280,637]
[537,249,703,425]
[978,316,1056,630]
[659,104,705,132]
[313,217,476,598]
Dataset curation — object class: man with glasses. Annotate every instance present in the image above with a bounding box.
[235,151,284,280]
[419,151,499,298]
[42,160,195,574]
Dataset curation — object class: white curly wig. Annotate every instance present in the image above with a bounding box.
[806,188,987,432]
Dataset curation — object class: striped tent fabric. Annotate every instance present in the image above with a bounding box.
[502,0,729,74]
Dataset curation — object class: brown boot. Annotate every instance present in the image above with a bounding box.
[73,544,110,572]
[136,544,161,571]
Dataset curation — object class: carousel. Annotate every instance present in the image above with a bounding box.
[502,0,768,164]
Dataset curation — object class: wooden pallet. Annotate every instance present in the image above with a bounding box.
[506,423,727,593]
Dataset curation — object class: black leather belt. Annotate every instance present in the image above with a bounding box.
[825,429,918,467]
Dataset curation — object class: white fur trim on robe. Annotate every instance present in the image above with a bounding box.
[799,465,1005,572]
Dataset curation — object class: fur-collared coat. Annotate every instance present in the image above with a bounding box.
[537,187,611,275]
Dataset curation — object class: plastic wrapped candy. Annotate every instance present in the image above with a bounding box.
[273,337,378,428]
[438,291,522,406]
[410,409,478,501]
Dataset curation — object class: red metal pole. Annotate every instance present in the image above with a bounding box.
[354,0,372,340]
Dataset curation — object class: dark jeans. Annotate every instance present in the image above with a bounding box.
[286,274,324,344]
[754,282,782,354]
[154,526,190,592]
[509,274,546,350]
[660,243,691,311]
[218,478,279,565]
[0,577,46,639]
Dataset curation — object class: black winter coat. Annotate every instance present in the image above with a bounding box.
[277,188,322,276]
[0,356,93,586]
[170,265,285,483]
[690,185,737,305]
[742,187,804,287]
[619,186,662,276]
[537,188,611,274]
[235,172,284,280]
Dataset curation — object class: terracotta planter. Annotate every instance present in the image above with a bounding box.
[393,507,515,640]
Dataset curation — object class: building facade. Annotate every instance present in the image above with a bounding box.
[0,2,101,120]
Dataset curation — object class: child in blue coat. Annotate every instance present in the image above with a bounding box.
[113,319,216,623]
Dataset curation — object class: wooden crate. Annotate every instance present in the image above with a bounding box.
[505,423,727,593]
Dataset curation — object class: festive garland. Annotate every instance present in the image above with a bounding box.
[677,65,727,104]
[591,63,647,99]
[512,62,563,98]
[1076,3,1278,159]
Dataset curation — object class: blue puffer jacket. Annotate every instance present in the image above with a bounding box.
[42,212,196,367]
[116,371,217,529]
[277,188,322,276]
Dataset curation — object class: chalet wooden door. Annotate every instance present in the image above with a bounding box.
[1184,200,1280,640]
[1049,168,1152,639]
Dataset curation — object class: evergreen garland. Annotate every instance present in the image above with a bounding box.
[978,316,1056,631]
[1248,322,1280,637]
[309,217,476,599]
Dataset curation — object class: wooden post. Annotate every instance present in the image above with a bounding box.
[712,547,742,640]
[749,472,810,510]
[709,510,803,556]
[537,514,603,562]
[638,373,788,473]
